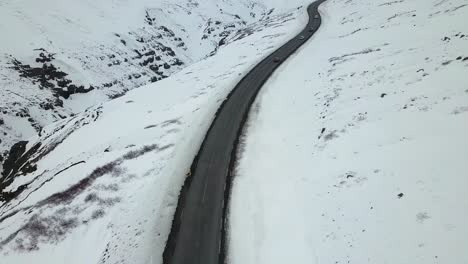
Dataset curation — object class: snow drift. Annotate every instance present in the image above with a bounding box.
[229,0,468,263]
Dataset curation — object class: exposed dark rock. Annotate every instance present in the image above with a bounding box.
[54,98,64,107]
[159,26,175,37]
[53,85,94,99]
[1,141,28,179]
[1,141,41,203]
[144,50,156,56]
[140,56,155,66]
[9,51,94,100]
[35,52,54,63]
[133,49,143,59]
[170,58,184,66]
[145,11,155,25]
[57,78,72,88]
[149,65,159,72]
[218,38,226,46]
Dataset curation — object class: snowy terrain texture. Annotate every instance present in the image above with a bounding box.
[3,0,467,263]
[0,0,309,263]
[0,0,305,162]
[229,0,468,264]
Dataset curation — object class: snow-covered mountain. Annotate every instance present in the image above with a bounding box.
[4,0,466,263]
[0,0,309,263]
[0,0,307,164]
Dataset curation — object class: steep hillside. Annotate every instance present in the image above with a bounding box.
[0,2,309,263]
[0,0,307,164]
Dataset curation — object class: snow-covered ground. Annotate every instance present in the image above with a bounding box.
[229,0,468,263]
[0,3,310,263]
[0,0,309,162]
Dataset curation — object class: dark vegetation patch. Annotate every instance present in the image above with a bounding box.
[91,209,106,219]
[324,130,339,141]
[95,183,119,192]
[37,161,121,207]
[0,143,169,251]
[84,193,99,203]
[0,214,79,252]
[122,144,159,160]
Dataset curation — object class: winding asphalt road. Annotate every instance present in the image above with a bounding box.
[163,1,326,264]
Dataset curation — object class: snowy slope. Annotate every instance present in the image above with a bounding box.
[229,0,468,263]
[0,0,309,164]
[0,5,309,263]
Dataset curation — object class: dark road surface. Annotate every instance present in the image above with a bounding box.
[163,1,326,264]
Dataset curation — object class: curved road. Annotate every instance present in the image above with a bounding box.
[163,1,326,264]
